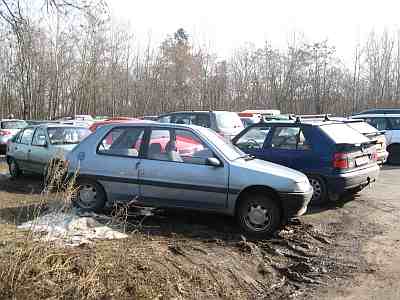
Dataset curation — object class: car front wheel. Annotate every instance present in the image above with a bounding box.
[237,193,281,238]
[74,179,106,213]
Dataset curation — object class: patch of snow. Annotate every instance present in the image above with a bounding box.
[18,212,128,247]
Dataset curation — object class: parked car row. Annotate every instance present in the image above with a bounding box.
[3,108,397,237]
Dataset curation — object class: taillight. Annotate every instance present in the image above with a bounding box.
[371,149,378,161]
[0,130,12,136]
[333,152,355,169]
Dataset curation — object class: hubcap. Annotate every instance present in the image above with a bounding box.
[10,162,17,176]
[244,203,270,231]
[78,185,97,208]
[310,178,322,201]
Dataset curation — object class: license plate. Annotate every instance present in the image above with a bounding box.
[356,156,369,166]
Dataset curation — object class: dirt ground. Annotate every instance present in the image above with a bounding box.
[0,156,399,299]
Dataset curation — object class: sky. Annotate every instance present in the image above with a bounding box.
[109,0,400,65]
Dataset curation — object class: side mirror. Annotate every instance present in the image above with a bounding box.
[206,157,222,167]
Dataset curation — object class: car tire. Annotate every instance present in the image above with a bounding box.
[236,193,281,238]
[74,179,106,213]
[387,144,400,165]
[308,175,328,205]
[8,158,21,179]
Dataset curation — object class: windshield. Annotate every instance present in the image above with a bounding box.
[1,121,27,129]
[320,123,369,144]
[198,127,245,160]
[47,127,90,145]
[347,122,378,134]
[215,112,244,130]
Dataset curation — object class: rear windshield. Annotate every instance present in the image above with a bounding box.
[320,123,369,144]
[215,112,243,129]
[1,121,27,129]
[47,127,90,145]
[347,122,378,134]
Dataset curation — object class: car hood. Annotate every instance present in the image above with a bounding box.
[232,158,307,183]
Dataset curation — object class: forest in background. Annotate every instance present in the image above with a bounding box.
[1,0,400,120]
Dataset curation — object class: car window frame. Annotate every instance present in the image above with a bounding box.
[31,128,48,147]
[266,125,312,151]
[233,124,271,151]
[143,126,222,166]
[95,126,147,158]
[19,127,35,145]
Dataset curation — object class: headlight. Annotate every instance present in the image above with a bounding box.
[293,181,311,192]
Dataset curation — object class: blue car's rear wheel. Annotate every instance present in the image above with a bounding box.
[308,176,327,205]
[237,193,281,238]
[75,179,106,213]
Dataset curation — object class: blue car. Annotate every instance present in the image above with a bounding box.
[232,119,380,204]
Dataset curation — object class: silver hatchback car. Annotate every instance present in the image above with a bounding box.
[67,123,313,237]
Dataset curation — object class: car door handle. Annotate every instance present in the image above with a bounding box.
[28,149,31,153]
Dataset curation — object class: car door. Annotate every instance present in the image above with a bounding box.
[264,126,312,170]
[233,124,272,160]
[29,128,51,174]
[13,128,35,171]
[79,126,145,203]
[139,127,229,211]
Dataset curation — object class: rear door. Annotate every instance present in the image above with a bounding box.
[265,126,312,169]
[139,127,229,211]
[80,126,145,203]
[13,128,35,171]
[29,128,51,174]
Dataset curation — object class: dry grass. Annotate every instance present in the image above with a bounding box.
[0,159,361,300]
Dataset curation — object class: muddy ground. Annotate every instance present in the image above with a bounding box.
[0,157,399,299]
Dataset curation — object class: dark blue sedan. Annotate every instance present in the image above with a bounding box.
[232,119,380,204]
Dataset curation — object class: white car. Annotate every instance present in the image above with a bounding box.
[0,119,27,154]
[352,112,400,164]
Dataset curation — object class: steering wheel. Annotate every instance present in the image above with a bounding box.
[245,139,261,149]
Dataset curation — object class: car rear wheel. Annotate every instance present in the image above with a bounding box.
[74,179,106,213]
[237,193,281,238]
[308,176,327,205]
[387,144,400,165]
[8,158,21,179]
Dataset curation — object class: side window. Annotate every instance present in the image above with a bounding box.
[193,114,211,128]
[270,127,310,150]
[12,131,23,143]
[175,130,213,164]
[158,115,171,123]
[388,117,400,130]
[19,128,35,145]
[97,127,144,157]
[173,114,194,125]
[235,126,271,150]
[365,118,387,131]
[147,128,213,165]
[32,129,47,146]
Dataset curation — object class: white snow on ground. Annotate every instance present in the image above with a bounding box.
[18,211,128,246]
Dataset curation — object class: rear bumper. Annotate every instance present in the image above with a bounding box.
[325,164,380,194]
[279,187,313,219]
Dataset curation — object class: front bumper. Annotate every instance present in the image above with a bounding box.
[279,187,313,219]
[325,164,380,194]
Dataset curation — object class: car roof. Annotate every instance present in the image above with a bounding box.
[356,108,400,114]
[24,123,89,129]
[0,119,26,122]
[158,111,232,116]
[352,113,400,118]
[251,119,345,126]
[97,121,206,131]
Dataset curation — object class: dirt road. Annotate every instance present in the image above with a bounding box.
[0,156,399,299]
